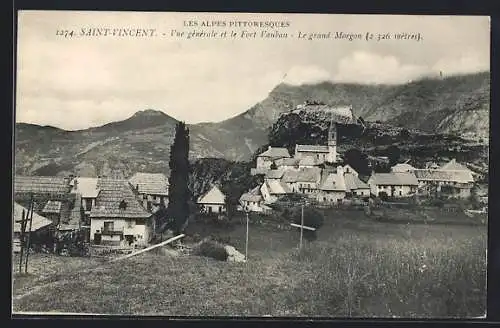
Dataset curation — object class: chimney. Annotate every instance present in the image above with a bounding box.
[337,165,344,177]
[268,145,271,150]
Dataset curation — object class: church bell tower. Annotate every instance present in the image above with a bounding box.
[327,116,337,163]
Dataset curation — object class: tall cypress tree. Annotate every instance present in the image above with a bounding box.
[167,121,191,235]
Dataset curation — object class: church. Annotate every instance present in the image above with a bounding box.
[294,119,338,165]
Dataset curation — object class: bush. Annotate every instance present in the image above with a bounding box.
[292,207,324,229]
[193,239,228,261]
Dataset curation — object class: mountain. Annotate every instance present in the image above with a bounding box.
[14,72,489,177]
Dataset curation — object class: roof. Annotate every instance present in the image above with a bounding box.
[344,173,370,191]
[369,172,419,186]
[299,156,318,167]
[70,177,99,198]
[391,163,416,173]
[440,159,471,172]
[413,169,474,184]
[297,167,322,183]
[265,169,285,180]
[14,176,70,194]
[197,185,226,205]
[128,172,169,196]
[342,164,358,176]
[13,202,53,233]
[276,157,300,167]
[42,200,62,214]
[90,179,151,219]
[265,180,291,194]
[282,170,299,183]
[319,173,346,191]
[257,147,291,160]
[240,186,263,202]
[296,144,330,153]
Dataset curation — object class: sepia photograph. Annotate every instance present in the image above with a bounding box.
[12,11,489,318]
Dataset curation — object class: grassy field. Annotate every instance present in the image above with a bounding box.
[12,208,486,317]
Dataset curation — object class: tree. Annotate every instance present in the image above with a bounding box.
[167,121,191,235]
[344,148,370,176]
[386,145,401,167]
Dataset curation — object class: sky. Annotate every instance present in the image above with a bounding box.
[15,11,490,130]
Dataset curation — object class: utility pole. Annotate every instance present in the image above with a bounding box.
[299,203,304,250]
[245,210,249,262]
[18,208,27,274]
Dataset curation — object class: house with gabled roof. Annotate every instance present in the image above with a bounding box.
[89,178,153,247]
[239,186,271,213]
[197,185,227,215]
[128,172,169,211]
[70,177,99,222]
[13,202,54,253]
[256,146,291,170]
[344,172,370,197]
[282,167,322,196]
[413,159,475,198]
[14,176,72,195]
[14,175,78,230]
[317,171,346,203]
[260,180,292,204]
[367,172,419,198]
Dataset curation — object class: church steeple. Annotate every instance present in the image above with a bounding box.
[327,115,337,163]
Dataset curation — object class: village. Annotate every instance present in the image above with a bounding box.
[13,103,488,258]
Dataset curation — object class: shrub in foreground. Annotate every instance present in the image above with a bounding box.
[192,239,228,261]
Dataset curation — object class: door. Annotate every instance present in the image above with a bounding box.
[94,233,101,245]
[208,206,212,214]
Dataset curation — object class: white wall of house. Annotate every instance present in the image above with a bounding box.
[241,200,264,212]
[256,157,272,169]
[352,189,370,197]
[297,181,318,194]
[90,218,150,246]
[260,183,278,204]
[370,184,415,197]
[199,203,226,214]
[317,190,345,203]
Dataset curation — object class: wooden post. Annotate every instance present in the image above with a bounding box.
[299,203,304,250]
[25,198,35,273]
[18,209,26,274]
[245,211,249,262]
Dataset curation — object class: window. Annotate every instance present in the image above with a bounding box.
[104,221,114,232]
[399,191,402,196]
[127,220,134,228]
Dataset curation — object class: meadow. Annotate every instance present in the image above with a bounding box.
[12,208,486,317]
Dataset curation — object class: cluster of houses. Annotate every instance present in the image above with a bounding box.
[238,117,477,213]
[13,173,170,249]
[12,105,482,250]
[12,170,233,249]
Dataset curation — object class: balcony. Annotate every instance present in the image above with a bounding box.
[101,227,124,236]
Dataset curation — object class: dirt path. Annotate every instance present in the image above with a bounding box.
[13,280,67,302]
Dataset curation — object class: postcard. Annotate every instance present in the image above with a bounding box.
[12,11,489,318]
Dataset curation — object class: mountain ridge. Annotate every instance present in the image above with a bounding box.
[14,71,489,177]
